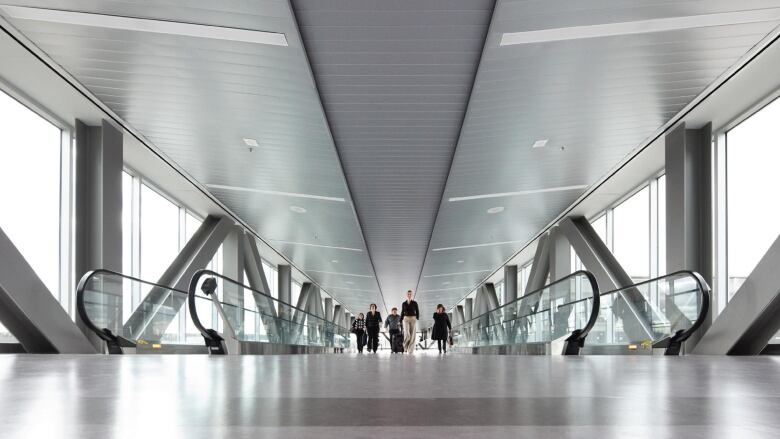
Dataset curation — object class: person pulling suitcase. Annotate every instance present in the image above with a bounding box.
[385,307,403,353]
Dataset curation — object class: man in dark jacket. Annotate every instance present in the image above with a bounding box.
[385,307,402,353]
[400,290,419,353]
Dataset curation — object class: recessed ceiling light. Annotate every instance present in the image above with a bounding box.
[448,184,587,202]
[289,205,306,214]
[345,281,354,285]
[442,281,451,286]
[424,269,491,278]
[532,139,549,148]
[243,138,259,147]
[268,239,363,252]
[331,259,339,264]
[207,184,346,203]
[0,5,289,46]
[486,206,504,214]
[500,9,780,46]
[457,260,465,264]
[432,240,525,252]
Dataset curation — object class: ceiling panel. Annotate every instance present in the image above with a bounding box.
[291,0,496,318]
[417,0,780,316]
[0,0,383,314]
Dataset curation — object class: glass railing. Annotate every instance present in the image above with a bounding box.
[451,270,600,355]
[187,270,351,354]
[587,270,710,354]
[76,269,203,353]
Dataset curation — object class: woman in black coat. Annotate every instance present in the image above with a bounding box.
[364,304,382,353]
[352,313,366,353]
[431,304,451,354]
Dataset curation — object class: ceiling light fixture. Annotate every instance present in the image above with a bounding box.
[419,286,472,293]
[207,184,346,203]
[457,260,465,264]
[442,281,451,286]
[424,269,491,278]
[289,205,306,214]
[0,5,289,46]
[432,240,525,252]
[532,139,549,148]
[268,239,363,252]
[243,138,259,148]
[331,259,339,264]
[486,206,504,214]
[500,9,780,46]
[345,281,355,285]
[306,270,373,278]
[448,184,588,202]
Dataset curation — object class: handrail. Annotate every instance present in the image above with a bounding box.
[451,270,600,353]
[453,271,599,327]
[187,269,351,347]
[599,269,711,351]
[76,268,188,343]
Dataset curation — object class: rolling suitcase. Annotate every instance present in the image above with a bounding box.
[391,331,404,353]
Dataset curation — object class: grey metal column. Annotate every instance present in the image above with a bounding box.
[548,226,571,281]
[504,265,518,343]
[221,226,245,334]
[561,216,654,341]
[73,119,123,351]
[665,122,714,348]
[456,305,465,326]
[464,298,473,321]
[277,264,292,320]
[0,227,96,353]
[324,298,333,326]
[124,215,232,341]
[694,234,780,355]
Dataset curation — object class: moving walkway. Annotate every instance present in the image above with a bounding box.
[76,269,206,353]
[188,269,350,354]
[451,270,710,355]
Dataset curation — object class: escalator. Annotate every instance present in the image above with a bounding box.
[451,270,601,355]
[188,269,351,354]
[76,269,206,354]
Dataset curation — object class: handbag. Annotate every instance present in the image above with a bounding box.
[448,335,453,346]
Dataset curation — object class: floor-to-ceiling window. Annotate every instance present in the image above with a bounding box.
[0,88,69,342]
[725,96,780,302]
[613,186,651,283]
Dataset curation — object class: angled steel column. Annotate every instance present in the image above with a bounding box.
[525,232,551,293]
[124,215,232,340]
[292,283,312,343]
[324,298,333,322]
[561,216,654,341]
[665,122,713,348]
[484,283,505,341]
[0,227,95,353]
[694,234,780,355]
[243,232,283,343]
[305,285,324,343]
[456,305,465,326]
[278,265,292,309]
[73,119,123,351]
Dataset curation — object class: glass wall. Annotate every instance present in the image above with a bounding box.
[725,96,780,301]
[613,186,651,282]
[0,88,68,342]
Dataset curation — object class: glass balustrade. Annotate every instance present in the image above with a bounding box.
[188,270,350,350]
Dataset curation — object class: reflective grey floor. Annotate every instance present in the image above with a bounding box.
[1,352,779,438]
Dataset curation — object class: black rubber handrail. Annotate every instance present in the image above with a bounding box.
[187,269,351,345]
[599,269,711,347]
[452,270,600,347]
[75,268,188,344]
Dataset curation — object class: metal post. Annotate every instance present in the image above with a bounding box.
[73,119,123,351]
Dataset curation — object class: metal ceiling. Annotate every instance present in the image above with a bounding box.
[291,0,496,314]
[3,0,780,325]
[417,0,780,314]
[0,0,384,313]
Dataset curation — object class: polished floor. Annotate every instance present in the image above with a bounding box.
[1,352,779,438]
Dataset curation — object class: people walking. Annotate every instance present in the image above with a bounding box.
[385,307,403,353]
[352,313,366,353]
[365,304,382,353]
[432,304,451,354]
[400,290,420,353]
